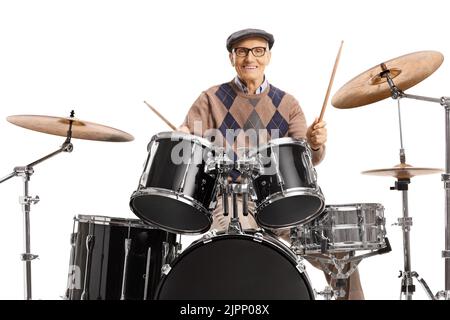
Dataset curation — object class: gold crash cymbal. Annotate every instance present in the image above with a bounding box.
[362,163,443,179]
[332,51,444,109]
[7,114,134,142]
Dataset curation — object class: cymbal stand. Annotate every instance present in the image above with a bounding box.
[381,64,449,299]
[0,111,76,300]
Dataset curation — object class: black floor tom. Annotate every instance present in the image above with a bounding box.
[65,215,177,300]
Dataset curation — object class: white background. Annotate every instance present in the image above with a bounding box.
[0,0,448,300]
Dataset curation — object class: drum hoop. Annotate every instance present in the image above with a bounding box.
[250,137,309,155]
[178,230,303,271]
[157,230,315,299]
[131,187,212,215]
[151,131,214,149]
[130,187,213,234]
[256,188,325,227]
[325,203,385,212]
[75,214,155,229]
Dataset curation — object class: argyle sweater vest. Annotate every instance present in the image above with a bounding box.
[182,80,324,165]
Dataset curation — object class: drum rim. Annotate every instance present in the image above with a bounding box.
[130,187,213,234]
[301,242,386,253]
[155,230,315,300]
[325,203,385,212]
[249,137,309,155]
[255,187,325,229]
[192,229,298,260]
[151,131,214,149]
[75,214,155,229]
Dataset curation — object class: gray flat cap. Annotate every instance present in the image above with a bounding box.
[226,28,274,52]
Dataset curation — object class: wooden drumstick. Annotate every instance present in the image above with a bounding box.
[319,40,344,122]
[144,100,177,131]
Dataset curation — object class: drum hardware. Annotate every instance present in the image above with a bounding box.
[225,182,250,234]
[333,49,450,299]
[1,111,134,300]
[315,285,340,300]
[299,240,393,300]
[218,149,258,234]
[269,145,286,193]
[65,225,78,299]
[177,142,197,194]
[120,225,133,300]
[211,148,233,217]
[362,116,437,299]
[0,111,75,300]
[142,247,152,300]
[359,62,447,299]
[80,233,95,300]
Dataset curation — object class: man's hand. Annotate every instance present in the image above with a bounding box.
[307,118,327,150]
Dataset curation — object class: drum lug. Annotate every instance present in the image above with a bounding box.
[253,232,264,243]
[161,264,171,276]
[295,258,306,274]
[202,229,217,244]
[301,151,316,186]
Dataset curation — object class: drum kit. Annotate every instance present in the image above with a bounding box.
[1,50,450,300]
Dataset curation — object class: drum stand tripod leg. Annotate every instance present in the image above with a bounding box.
[391,178,417,300]
[391,178,434,299]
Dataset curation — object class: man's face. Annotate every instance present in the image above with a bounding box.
[229,37,271,85]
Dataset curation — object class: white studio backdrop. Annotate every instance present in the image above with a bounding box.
[0,0,448,300]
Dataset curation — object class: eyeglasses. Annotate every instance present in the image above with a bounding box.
[233,46,267,57]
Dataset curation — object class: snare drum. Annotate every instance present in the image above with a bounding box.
[251,138,325,229]
[293,203,387,253]
[130,132,218,234]
[155,230,314,300]
[65,215,177,300]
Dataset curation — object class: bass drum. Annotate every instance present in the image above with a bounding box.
[155,231,315,300]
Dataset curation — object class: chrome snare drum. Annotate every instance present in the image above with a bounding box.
[251,138,325,229]
[293,203,387,253]
[65,215,177,300]
[130,132,218,234]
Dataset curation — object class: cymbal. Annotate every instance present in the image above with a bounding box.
[362,163,443,179]
[332,51,444,109]
[7,115,134,142]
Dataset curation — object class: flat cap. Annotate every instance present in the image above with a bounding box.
[226,28,274,52]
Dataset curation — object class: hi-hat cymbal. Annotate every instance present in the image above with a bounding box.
[7,115,134,142]
[362,163,443,179]
[332,51,444,109]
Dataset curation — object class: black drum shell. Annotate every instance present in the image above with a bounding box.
[66,215,177,300]
[252,139,325,228]
[130,133,218,234]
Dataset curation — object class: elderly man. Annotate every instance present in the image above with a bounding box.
[179,28,363,300]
